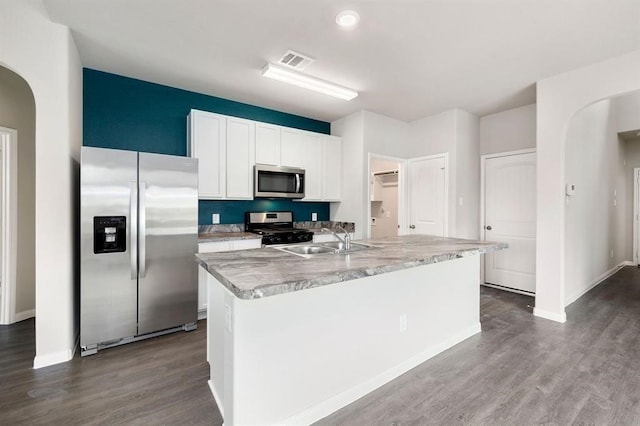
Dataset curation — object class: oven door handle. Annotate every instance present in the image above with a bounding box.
[295,173,301,193]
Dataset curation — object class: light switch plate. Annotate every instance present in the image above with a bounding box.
[311,212,317,221]
[212,213,220,224]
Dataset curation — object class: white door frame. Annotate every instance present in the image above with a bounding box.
[407,153,449,237]
[633,168,640,265]
[366,153,407,238]
[0,127,18,325]
[480,148,536,287]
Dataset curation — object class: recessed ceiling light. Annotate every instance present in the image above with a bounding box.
[262,63,358,101]
[336,10,360,28]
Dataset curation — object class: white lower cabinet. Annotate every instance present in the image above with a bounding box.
[197,239,261,317]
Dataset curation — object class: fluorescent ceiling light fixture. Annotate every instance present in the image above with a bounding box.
[336,10,360,28]
[261,63,358,101]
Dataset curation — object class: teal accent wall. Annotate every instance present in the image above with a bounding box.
[83,68,331,224]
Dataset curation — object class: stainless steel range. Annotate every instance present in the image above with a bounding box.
[245,211,314,245]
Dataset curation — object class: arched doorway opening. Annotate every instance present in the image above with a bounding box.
[0,65,36,325]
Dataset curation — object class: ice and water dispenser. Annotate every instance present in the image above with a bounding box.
[93,216,126,254]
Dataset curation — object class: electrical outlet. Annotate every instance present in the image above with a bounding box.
[212,213,220,224]
[311,212,318,221]
[399,314,407,332]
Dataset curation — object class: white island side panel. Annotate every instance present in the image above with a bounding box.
[207,255,481,425]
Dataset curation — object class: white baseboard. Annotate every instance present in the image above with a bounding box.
[564,260,629,307]
[33,347,74,369]
[623,260,636,267]
[14,308,35,322]
[283,323,482,426]
[198,309,207,320]
[533,307,567,323]
[207,379,224,418]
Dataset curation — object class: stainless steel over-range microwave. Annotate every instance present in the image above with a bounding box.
[254,164,305,199]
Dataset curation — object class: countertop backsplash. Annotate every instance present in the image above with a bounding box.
[198,221,355,236]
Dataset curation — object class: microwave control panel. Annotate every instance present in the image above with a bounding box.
[93,216,126,254]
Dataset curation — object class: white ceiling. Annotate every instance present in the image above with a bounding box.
[43,0,640,123]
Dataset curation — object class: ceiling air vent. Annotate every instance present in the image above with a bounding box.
[278,50,315,71]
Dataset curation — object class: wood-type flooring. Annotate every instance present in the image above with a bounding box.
[2,266,640,425]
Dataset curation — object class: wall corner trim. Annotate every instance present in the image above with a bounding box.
[14,309,35,322]
[533,307,567,323]
[33,348,74,369]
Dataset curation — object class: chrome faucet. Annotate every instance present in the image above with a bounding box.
[321,226,351,250]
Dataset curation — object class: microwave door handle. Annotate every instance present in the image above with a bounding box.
[295,174,301,193]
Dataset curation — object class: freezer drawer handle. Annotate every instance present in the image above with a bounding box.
[130,181,138,279]
[139,181,147,278]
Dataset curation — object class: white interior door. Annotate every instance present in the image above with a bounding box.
[484,152,536,293]
[408,155,446,237]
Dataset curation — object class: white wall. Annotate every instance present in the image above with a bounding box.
[616,91,640,133]
[407,109,480,238]
[408,110,458,235]
[0,66,36,319]
[331,111,365,239]
[536,48,640,323]
[455,110,480,239]
[564,99,626,305]
[0,0,83,367]
[331,111,409,239]
[479,104,536,155]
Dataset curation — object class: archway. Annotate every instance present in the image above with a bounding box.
[0,65,36,325]
[563,91,640,306]
[535,50,640,323]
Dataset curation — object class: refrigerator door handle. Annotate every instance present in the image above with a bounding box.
[130,181,138,279]
[139,181,147,278]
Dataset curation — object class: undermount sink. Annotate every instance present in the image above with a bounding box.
[279,245,336,255]
[274,241,377,258]
[321,241,375,253]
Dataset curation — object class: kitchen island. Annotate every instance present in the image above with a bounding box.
[197,235,506,425]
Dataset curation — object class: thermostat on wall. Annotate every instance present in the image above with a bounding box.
[565,183,576,196]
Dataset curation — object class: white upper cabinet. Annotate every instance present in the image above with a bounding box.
[280,128,304,168]
[301,132,323,200]
[188,110,226,199]
[189,109,341,202]
[255,123,280,166]
[226,117,255,199]
[322,135,342,201]
[256,124,304,168]
[189,110,255,200]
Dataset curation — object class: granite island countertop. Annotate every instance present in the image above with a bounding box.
[196,234,507,300]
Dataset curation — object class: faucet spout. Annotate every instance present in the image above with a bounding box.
[321,226,351,250]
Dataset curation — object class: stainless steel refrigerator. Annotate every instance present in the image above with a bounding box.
[80,146,198,356]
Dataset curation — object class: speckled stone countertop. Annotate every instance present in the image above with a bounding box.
[196,235,507,300]
[198,232,261,243]
[197,221,355,243]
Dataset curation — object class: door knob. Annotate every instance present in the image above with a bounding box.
[409,225,416,229]
[485,225,492,230]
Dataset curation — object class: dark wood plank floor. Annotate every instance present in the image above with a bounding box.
[2,267,640,425]
[318,267,640,425]
[0,319,221,425]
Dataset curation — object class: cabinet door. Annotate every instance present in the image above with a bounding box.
[301,132,323,200]
[227,117,255,199]
[255,123,280,166]
[189,110,226,199]
[323,135,342,201]
[280,128,303,168]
